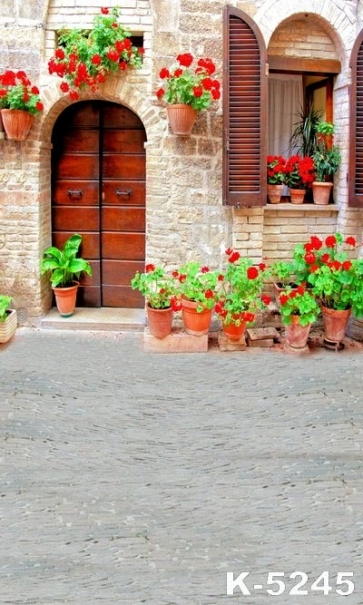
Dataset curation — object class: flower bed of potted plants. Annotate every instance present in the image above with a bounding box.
[0,295,17,344]
[214,249,271,341]
[48,6,144,99]
[266,155,287,204]
[41,233,92,317]
[278,284,321,353]
[156,53,221,135]
[284,154,315,204]
[131,264,180,338]
[291,233,363,347]
[0,70,44,140]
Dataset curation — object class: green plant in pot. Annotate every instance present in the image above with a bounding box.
[41,233,92,317]
[278,284,320,353]
[131,264,180,339]
[0,295,17,343]
[311,121,341,205]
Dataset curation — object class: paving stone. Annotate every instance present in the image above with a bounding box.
[143,327,208,352]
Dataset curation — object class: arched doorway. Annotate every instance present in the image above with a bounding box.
[51,101,146,308]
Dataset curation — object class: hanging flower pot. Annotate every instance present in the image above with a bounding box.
[166,104,197,136]
[1,109,34,141]
[146,303,173,339]
[181,297,212,336]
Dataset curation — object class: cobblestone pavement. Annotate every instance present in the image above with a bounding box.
[1,328,363,605]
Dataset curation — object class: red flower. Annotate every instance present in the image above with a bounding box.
[289,290,297,298]
[342,260,352,271]
[171,297,181,312]
[201,266,210,273]
[297,285,305,295]
[211,89,220,100]
[172,270,179,278]
[101,7,109,14]
[279,294,289,306]
[242,312,255,323]
[247,266,258,280]
[205,289,214,299]
[225,247,233,255]
[261,294,271,305]
[69,90,79,100]
[177,53,193,67]
[91,54,102,65]
[35,101,44,111]
[259,263,266,270]
[304,252,316,265]
[55,48,65,60]
[310,235,323,250]
[345,236,356,247]
[106,50,119,62]
[325,235,336,248]
[145,264,155,273]
[228,251,241,263]
[321,253,330,263]
[178,274,187,283]
[217,274,224,281]
[193,86,203,98]
[156,88,165,99]
[214,302,225,314]
[173,68,183,77]
[159,67,170,79]
[309,264,319,273]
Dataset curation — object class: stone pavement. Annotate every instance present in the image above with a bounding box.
[1,327,363,605]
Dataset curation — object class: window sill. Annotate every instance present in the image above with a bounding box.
[264,203,339,212]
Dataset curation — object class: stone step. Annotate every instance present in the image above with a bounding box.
[40,307,146,332]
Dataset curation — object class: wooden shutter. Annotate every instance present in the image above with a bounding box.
[223,6,267,206]
[349,31,363,207]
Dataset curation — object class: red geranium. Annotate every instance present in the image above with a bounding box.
[285,155,315,190]
[0,69,44,114]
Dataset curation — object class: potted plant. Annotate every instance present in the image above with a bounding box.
[289,104,322,157]
[214,249,271,340]
[131,264,180,338]
[156,53,221,135]
[284,154,315,204]
[266,155,287,204]
[0,70,44,140]
[311,122,341,205]
[294,233,363,347]
[0,295,17,344]
[172,261,220,335]
[41,233,92,317]
[48,7,144,99]
[278,284,320,353]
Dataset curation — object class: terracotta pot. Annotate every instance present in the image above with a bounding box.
[322,305,351,344]
[223,320,246,341]
[267,184,283,204]
[284,315,311,352]
[273,282,298,308]
[312,181,333,205]
[166,104,197,136]
[1,109,34,141]
[52,282,79,317]
[181,298,212,336]
[289,188,306,204]
[0,309,17,344]
[146,303,173,339]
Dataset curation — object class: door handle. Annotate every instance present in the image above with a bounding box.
[67,189,83,199]
[116,189,132,197]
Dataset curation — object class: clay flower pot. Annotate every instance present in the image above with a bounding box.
[52,282,79,317]
[312,181,333,205]
[181,298,212,336]
[284,315,312,353]
[322,306,351,345]
[146,303,173,339]
[1,109,34,140]
[267,184,283,204]
[289,188,306,204]
[166,104,197,136]
[223,320,246,341]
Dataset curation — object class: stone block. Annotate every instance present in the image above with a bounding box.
[217,331,247,352]
[144,328,208,353]
[246,326,280,348]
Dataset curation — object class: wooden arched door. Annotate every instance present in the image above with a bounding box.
[51,101,146,307]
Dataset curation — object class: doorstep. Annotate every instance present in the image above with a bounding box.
[40,307,146,332]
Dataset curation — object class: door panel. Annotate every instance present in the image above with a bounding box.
[51,101,146,308]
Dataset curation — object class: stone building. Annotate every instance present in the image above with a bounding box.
[1,0,363,324]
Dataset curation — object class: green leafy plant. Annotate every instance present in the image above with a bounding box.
[173,261,220,311]
[0,295,13,321]
[285,155,315,190]
[290,104,322,157]
[268,260,296,287]
[41,233,92,288]
[48,6,144,99]
[131,264,179,310]
[312,146,341,182]
[278,285,320,326]
[156,53,221,111]
[214,249,271,326]
[292,233,363,315]
[0,70,44,114]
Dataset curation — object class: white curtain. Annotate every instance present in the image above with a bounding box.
[268,74,304,157]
